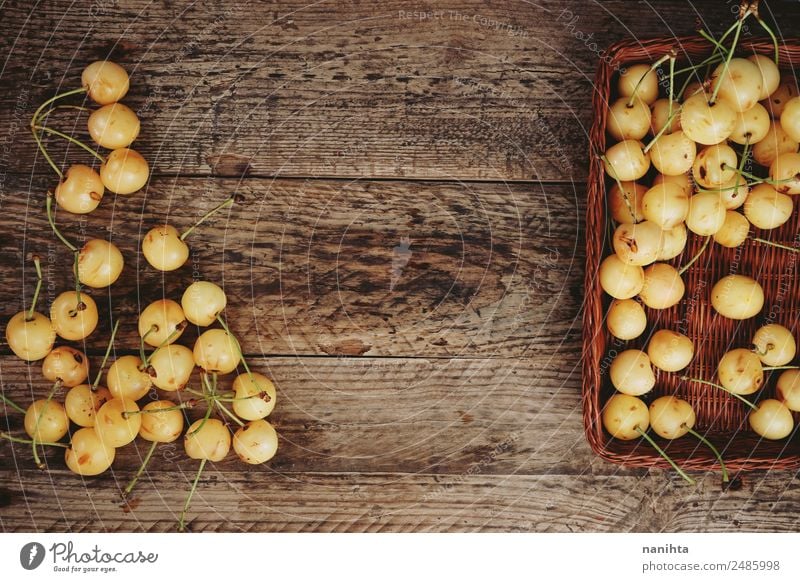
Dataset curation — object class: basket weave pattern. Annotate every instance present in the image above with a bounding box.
[583,37,800,471]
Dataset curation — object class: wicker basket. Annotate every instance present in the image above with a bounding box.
[583,36,800,472]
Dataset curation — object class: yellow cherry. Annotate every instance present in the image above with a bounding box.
[78,239,124,288]
[139,400,185,443]
[184,418,231,461]
[100,148,149,195]
[602,394,649,440]
[64,384,112,427]
[42,346,89,387]
[6,311,55,361]
[50,291,98,341]
[149,344,195,391]
[54,164,104,214]
[24,399,69,442]
[233,420,278,464]
[81,60,129,105]
[181,281,227,327]
[232,373,277,421]
[94,397,142,448]
[142,225,189,271]
[87,103,140,149]
[107,355,152,401]
[65,427,116,476]
[138,299,186,347]
[193,329,241,374]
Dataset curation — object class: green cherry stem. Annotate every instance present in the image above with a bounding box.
[31,87,87,128]
[187,400,214,437]
[686,427,729,483]
[33,125,105,163]
[180,197,235,241]
[635,427,695,485]
[92,320,120,390]
[755,16,779,65]
[600,155,637,223]
[141,324,186,369]
[698,29,730,60]
[26,255,43,321]
[215,315,254,382]
[45,192,78,251]
[123,401,196,417]
[644,106,682,153]
[0,432,68,448]
[215,401,244,427]
[0,393,26,415]
[763,366,800,372]
[123,440,158,498]
[710,16,747,104]
[680,376,758,411]
[678,236,711,276]
[627,54,671,108]
[31,379,63,469]
[178,458,207,532]
[751,238,800,253]
[139,326,157,368]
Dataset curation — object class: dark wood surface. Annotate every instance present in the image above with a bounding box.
[2,0,800,533]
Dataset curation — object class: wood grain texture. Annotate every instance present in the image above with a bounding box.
[2,470,798,533]
[0,354,598,476]
[0,175,583,358]
[4,1,796,181]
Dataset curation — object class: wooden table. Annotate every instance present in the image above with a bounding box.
[2,0,800,533]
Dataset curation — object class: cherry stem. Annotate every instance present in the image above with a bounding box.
[699,29,730,59]
[678,236,711,275]
[33,125,105,163]
[751,238,800,253]
[37,104,92,123]
[680,376,758,411]
[124,402,195,417]
[92,320,120,390]
[141,324,186,369]
[763,366,800,371]
[31,379,63,469]
[139,326,157,367]
[626,54,671,108]
[123,440,158,497]
[31,127,63,178]
[667,56,676,120]
[26,255,43,321]
[180,197,235,241]
[600,155,637,222]
[178,458,207,532]
[686,427,729,483]
[30,87,88,178]
[720,164,792,186]
[674,52,724,76]
[644,106,681,153]
[0,393,26,415]
[710,16,747,105]
[755,16,779,65]
[0,431,68,448]
[46,192,77,253]
[187,400,214,437]
[31,87,87,128]
[635,427,695,485]
[215,401,244,427]
[215,315,255,382]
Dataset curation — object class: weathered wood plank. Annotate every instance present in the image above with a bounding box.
[1,354,603,476]
[1,471,797,533]
[2,1,791,180]
[0,176,583,358]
